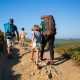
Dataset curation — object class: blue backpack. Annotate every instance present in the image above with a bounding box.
[4,23,14,39]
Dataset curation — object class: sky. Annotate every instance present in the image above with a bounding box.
[0,0,80,39]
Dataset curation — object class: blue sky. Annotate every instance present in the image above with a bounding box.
[0,0,80,39]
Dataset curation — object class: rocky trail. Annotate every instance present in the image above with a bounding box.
[0,41,80,80]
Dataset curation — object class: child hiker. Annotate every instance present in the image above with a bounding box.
[31,25,41,69]
[20,28,28,45]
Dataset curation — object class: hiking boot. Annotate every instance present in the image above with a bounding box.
[10,56,12,59]
[50,60,54,65]
[39,56,43,60]
[7,54,11,59]
[36,64,39,69]
[30,59,34,62]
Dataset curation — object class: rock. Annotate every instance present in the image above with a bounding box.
[47,66,51,69]
[55,72,58,77]
[57,71,62,75]
[48,73,52,79]
[57,75,60,78]
[52,69,55,72]
[30,73,35,76]
[46,73,52,79]
[39,62,42,64]
[41,71,46,75]
[46,70,52,79]
[51,66,54,69]
[46,74,49,79]
[42,62,46,65]
[52,74,55,77]
[36,70,41,74]
[45,70,48,74]
[34,66,36,68]
[52,71,58,77]
[42,67,47,70]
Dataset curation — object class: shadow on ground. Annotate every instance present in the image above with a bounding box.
[2,42,22,80]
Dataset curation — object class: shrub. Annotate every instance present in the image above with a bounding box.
[0,32,4,52]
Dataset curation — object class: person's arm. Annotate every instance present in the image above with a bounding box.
[24,32,28,35]
[4,33,6,42]
[15,30,19,41]
[31,33,35,47]
[40,34,41,42]
[26,32,28,34]
[40,26,42,32]
[4,24,6,42]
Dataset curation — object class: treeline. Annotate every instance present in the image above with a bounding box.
[55,39,80,43]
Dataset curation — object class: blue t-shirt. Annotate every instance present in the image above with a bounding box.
[40,21,45,32]
[32,31,41,43]
[13,25,17,37]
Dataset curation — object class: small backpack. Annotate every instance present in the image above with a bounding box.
[43,15,56,36]
[4,23,14,39]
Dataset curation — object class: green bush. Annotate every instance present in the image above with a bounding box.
[0,31,4,52]
[77,47,80,51]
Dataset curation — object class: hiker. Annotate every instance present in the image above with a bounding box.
[4,19,19,59]
[31,25,41,69]
[39,15,56,65]
[20,28,28,45]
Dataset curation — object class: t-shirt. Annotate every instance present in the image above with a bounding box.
[32,31,41,43]
[40,21,45,32]
[13,25,17,37]
[20,31,26,38]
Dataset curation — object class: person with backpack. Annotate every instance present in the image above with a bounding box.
[31,25,41,69]
[39,15,56,65]
[4,19,19,59]
[20,28,28,46]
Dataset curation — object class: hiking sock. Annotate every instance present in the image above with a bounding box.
[36,63,38,65]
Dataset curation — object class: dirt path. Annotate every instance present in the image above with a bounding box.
[0,41,80,80]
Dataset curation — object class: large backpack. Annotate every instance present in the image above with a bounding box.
[43,15,56,36]
[4,23,14,39]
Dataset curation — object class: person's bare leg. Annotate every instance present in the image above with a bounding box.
[31,48,34,60]
[22,41,23,45]
[36,48,40,64]
[7,47,10,54]
[10,46,14,57]
[23,41,24,45]
[21,40,22,45]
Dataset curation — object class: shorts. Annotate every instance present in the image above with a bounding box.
[32,43,41,49]
[7,37,15,47]
[21,38,25,41]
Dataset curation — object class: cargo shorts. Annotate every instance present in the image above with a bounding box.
[7,37,15,47]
